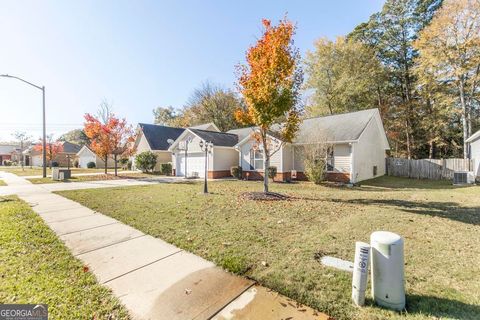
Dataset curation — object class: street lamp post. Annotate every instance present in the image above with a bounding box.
[199,140,213,194]
[1,74,47,178]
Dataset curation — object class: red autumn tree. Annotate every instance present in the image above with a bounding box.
[84,110,134,175]
[235,17,303,193]
[34,135,64,168]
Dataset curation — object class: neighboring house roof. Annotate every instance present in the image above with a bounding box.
[23,141,81,156]
[138,123,185,151]
[466,129,480,144]
[0,145,20,155]
[234,108,389,149]
[61,141,81,154]
[189,129,238,147]
[189,122,220,132]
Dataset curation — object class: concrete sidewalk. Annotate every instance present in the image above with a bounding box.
[0,171,328,320]
[22,170,140,179]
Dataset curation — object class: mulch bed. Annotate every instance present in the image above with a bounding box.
[240,191,291,201]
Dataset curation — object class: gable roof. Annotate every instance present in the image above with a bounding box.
[294,109,378,143]
[0,145,20,155]
[61,141,81,154]
[76,145,95,157]
[189,129,238,147]
[189,122,220,132]
[139,123,185,151]
[466,129,480,144]
[234,108,389,149]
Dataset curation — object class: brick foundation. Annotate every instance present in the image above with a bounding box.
[242,170,350,183]
[325,172,351,183]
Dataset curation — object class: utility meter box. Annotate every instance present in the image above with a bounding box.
[370,231,405,311]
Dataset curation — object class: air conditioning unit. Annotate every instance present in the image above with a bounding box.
[453,171,475,185]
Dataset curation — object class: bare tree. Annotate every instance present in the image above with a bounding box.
[12,131,32,170]
[97,99,114,123]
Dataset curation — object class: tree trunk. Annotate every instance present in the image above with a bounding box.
[428,141,434,159]
[104,155,108,174]
[261,132,269,194]
[114,154,118,176]
[459,79,469,159]
[405,120,411,159]
[263,155,270,194]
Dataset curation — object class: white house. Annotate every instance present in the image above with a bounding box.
[466,130,480,178]
[133,122,220,172]
[168,128,238,178]
[76,145,115,168]
[231,108,390,183]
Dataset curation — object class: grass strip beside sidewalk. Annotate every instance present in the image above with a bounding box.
[0,196,130,319]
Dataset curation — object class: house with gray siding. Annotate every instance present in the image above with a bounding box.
[466,129,480,178]
[232,108,390,183]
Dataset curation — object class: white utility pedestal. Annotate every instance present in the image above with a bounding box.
[352,241,370,306]
[370,231,405,311]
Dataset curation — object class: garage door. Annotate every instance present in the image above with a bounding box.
[176,153,205,178]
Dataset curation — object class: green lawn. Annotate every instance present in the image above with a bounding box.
[28,172,154,184]
[56,176,480,320]
[0,166,110,176]
[0,196,130,319]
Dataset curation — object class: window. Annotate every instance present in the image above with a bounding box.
[373,165,378,176]
[250,149,264,170]
[326,147,334,171]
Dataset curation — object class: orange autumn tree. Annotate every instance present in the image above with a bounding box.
[235,17,303,193]
[84,112,134,175]
[34,135,63,168]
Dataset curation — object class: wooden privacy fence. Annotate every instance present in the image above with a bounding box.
[386,158,474,180]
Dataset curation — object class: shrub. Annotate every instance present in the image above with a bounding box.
[304,159,326,185]
[3,160,12,166]
[73,159,79,168]
[51,161,59,167]
[127,160,132,170]
[160,163,172,176]
[86,161,96,169]
[135,151,157,173]
[267,166,277,181]
[119,158,129,170]
[230,166,242,179]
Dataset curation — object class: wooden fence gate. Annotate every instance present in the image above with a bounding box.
[386,158,473,180]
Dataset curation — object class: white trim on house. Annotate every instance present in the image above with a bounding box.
[168,129,202,151]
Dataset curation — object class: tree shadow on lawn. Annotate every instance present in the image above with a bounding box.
[364,294,480,319]
[330,198,480,226]
[406,294,480,319]
[358,176,468,190]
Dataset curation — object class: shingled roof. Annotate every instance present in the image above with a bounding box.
[139,123,185,151]
[294,109,378,143]
[234,109,386,147]
[189,129,238,147]
[61,141,82,153]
